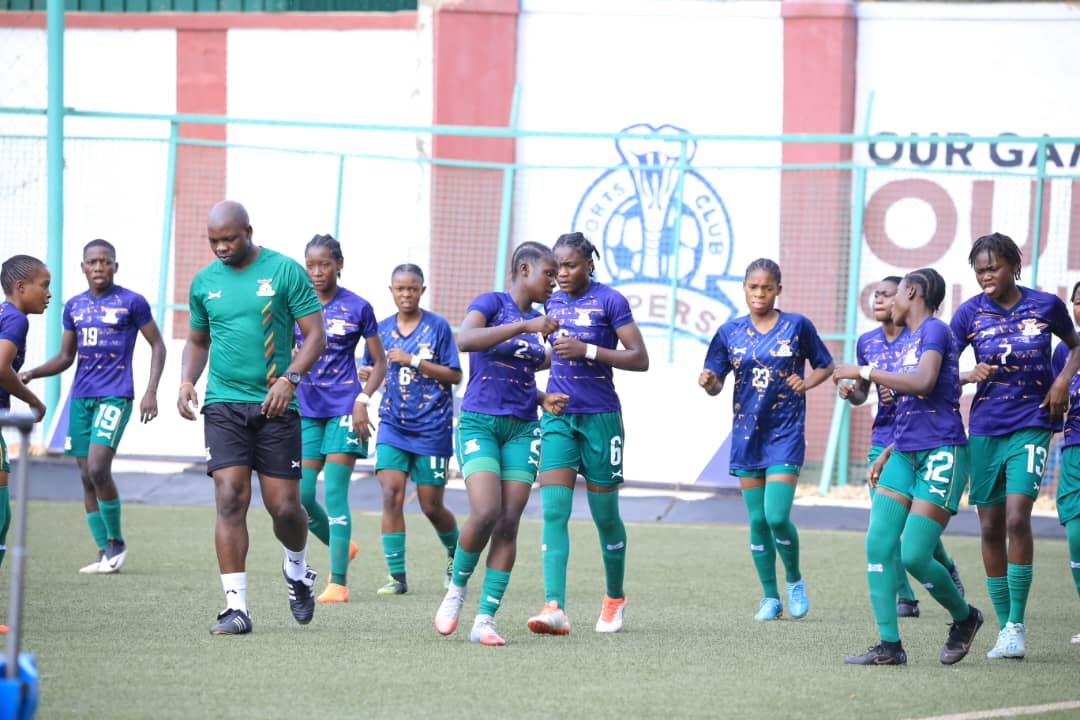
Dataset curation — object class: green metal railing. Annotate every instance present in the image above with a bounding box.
[3,104,1079,490]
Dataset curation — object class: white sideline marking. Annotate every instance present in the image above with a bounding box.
[905,700,1080,720]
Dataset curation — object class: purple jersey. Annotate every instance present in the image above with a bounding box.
[367,311,460,457]
[294,287,378,419]
[892,318,967,452]
[461,292,547,421]
[856,326,909,448]
[0,302,29,410]
[951,287,1073,436]
[1052,342,1080,449]
[703,312,833,469]
[63,286,153,399]
[544,281,634,414]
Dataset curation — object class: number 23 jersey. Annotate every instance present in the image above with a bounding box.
[703,311,832,469]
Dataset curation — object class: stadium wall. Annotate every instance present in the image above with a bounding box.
[1,1,1079,489]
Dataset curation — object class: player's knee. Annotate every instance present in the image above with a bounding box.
[542,499,571,525]
[1005,512,1031,539]
[216,493,248,520]
[419,499,445,522]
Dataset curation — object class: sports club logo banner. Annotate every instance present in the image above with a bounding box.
[571,123,740,487]
[572,123,741,344]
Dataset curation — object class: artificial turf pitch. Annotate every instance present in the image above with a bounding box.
[11,501,1079,719]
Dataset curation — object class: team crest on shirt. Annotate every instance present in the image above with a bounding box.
[415,344,434,361]
[101,307,121,324]
[327,318,349,336]
[256,279,275,297]
[1020,318,1044,337]
[573,309,594,327]
[902,345,919,366]
[773,340,793,358]
[571,123,741,344]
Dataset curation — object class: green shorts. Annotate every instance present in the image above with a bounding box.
[0,434,8,473]
[66,396,133,457]
[1057,446,1080,525]
[538,411,624,488]
[867,444,887,466]
[968,429,1052,506]
[455,411,540,484]
[375,443,448,486]
[731,464,800,479]
[879,445,969,514]
[301,415,368,460]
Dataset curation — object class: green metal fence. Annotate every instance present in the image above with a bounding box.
[2,105,1079,490]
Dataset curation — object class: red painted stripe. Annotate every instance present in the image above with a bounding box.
[430,0,518,322]
[172,27,227,339]
[0,11,417,30]
[779,0,857,463]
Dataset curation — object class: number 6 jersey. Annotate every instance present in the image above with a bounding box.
[703,311,832,470]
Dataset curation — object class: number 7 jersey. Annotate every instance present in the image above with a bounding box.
[950,286,1072,436]
[703,311,832,469]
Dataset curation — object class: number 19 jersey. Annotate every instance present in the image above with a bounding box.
[63,285,153,399]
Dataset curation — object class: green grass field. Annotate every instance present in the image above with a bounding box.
[9,500,1079,720]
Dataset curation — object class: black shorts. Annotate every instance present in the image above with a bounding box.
[203,403,302,480]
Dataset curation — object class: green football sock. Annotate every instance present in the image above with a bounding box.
[300,466,330,547]
[86,510,108,551]
[871,487,915,601]
[902,514,968,622]
[1066,519,1080,600]
[540,485,573,608]
[741,486,778,599]
[97,497,123,543]
[986,575,1011,630]
[764,482,800,583]
[450,544,481,589]
[587,490,626,599]
[931,538,955,571]
[895,545,917,602]
[381,532,406,576]
[478,567,511,617]
[866,492,908,643]
[1007,563,1033,625]
[324,461,352,585]
[437,526,459,558]
[0,487,8,567]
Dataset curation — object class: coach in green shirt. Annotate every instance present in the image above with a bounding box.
[177,200,326,636]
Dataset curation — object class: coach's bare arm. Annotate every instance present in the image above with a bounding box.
[177,328,210,421]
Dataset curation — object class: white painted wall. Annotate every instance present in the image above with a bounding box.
[514,0,784,484]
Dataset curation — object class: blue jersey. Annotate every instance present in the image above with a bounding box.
[951,287,1072,436]
[0,302,29,411]
[369,311,460,457]
[1052,342,1080,450]
[294,287,378,419]
[544,281,634,414]
[461,292,546,421]
[703,311,833,469]
[892,318,967,452]
[856,326,909,448]
[63,286,153,399]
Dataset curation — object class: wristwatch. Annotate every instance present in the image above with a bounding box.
[281,371,302,386]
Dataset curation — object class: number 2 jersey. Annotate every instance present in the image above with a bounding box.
[951,286,1072,437]
[461,292,547,421]
[63,285,153,399]
[703,311,832,469]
